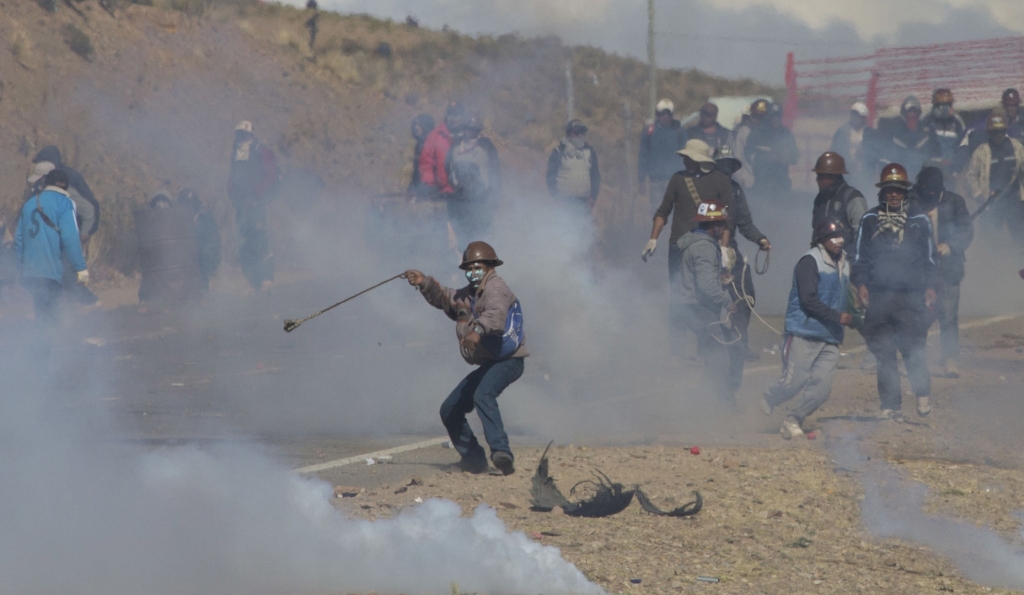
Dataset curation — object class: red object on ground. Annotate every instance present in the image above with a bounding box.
[806,431,817,440]
[690,446,701,455]
[256,362,265,370]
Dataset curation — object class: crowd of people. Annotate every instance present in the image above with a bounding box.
[4,86,1019,466]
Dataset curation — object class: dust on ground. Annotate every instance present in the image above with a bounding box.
[322,315,1024,595]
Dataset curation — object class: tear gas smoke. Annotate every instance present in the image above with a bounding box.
[0,371,601,595]
[828,430,1024,590]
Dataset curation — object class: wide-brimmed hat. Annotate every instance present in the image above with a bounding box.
[677,139,715,164]
[27,161,55,184]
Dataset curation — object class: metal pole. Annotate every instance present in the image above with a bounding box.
[565,59,575,122]
[623,101,633,197]
[647,0,657,120]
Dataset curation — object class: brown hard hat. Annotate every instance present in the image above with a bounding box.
[750,99,769,115]
[813,217,847,244]
[692,200,730,222]
[1002,88,1020,106]
[876,163,912,189]
[987,113,1008,131]
[932,88,954,104]
[813,151,848,175]
[459,241,503,270]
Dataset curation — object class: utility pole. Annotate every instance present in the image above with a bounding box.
[565,60,575,122]
[647,0,656,120]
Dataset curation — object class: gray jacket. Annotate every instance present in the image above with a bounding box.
[676,230,732,312]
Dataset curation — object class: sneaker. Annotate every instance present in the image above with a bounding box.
[917,396,932,417]
[943,361,960,379]
[879,409,904,422]
[759,394,774,416]
[491,451,515,476]
[780,417,804,440]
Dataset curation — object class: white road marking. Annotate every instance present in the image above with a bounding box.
[294,437,448,474]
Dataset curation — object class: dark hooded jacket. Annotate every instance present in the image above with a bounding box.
[32,146,100,236]
[910,182,974,285]
[811,178,868,245]
[851,199,938,293]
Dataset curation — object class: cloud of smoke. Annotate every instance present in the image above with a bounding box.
[828,430,1024,590]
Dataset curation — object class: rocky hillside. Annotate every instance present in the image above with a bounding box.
[0,0,776,276]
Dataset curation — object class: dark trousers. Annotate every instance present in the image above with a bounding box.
[725,249,755,352]
[937,280,961,363]
[681,303,744,404]
[440,357,524,463]
[236,202,273,290]
[22,277,62,327]
[862,290,931,411]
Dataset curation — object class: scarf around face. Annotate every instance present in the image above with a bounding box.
[874,201,908,242]
[562,136,586,158]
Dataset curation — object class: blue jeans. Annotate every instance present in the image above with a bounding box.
[440,357,524,463]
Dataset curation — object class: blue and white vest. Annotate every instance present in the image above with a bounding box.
[784,247,849,344]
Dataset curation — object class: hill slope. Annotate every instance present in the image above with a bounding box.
[0,0,777,276]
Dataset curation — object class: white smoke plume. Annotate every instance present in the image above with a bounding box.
[828,431,1024,590]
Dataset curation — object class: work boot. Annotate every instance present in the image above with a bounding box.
[879,409,904,423]
[943,361,960,379]
[917,396,932,417]
[780,416,804,440]
[759,394,774,416]
[491,451,515,476]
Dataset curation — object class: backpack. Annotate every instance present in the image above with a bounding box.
[472,297,524,360]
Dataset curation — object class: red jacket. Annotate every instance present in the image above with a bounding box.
[418,123,453,194]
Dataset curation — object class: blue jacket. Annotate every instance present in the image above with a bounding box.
[15,187,87,281]
[784,247,849,344]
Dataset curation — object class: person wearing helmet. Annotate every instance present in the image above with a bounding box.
[445,113,501,243]
[744,102,800,196]
[674,200,743,405]
[964,89,1024,153]
[714,145,771,360]
[546,119,601,210]
[921,88,967,179]
[228,120,278,293]
[638,98,688,214]
[873,96,929,178]
[811,151,868,246]
[910,167,973,379]
[404,241,526,476]
[851,163,938,421]
[830,101,874,189]
[644,139,734,356]
[761,217,853,439]
[966,113,1024,248]
[686,102,731,152]
[730,98,769,189]
[419,101,465,199]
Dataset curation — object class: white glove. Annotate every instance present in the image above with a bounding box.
[721,246,736,271]
[77,270,89,285]
[642,239,657,262]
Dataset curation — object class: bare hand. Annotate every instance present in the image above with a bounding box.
[839,312,854,326]
[404,270,425,287]
[759,238,772,251]
[925,288,938,308]
[858,285,870,308]
[936,243,951,257]
[461,331,481,352]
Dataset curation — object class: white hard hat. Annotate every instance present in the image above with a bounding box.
[851,101,869,117]
[235,120,253,133]
[27,161,55,184]
[655,98,674,114]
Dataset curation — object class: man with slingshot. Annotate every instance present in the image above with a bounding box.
[404,241,526,476]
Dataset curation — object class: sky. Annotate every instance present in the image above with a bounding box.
[290,0,1023,83]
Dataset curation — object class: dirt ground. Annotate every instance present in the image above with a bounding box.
[322,315,1024,595]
